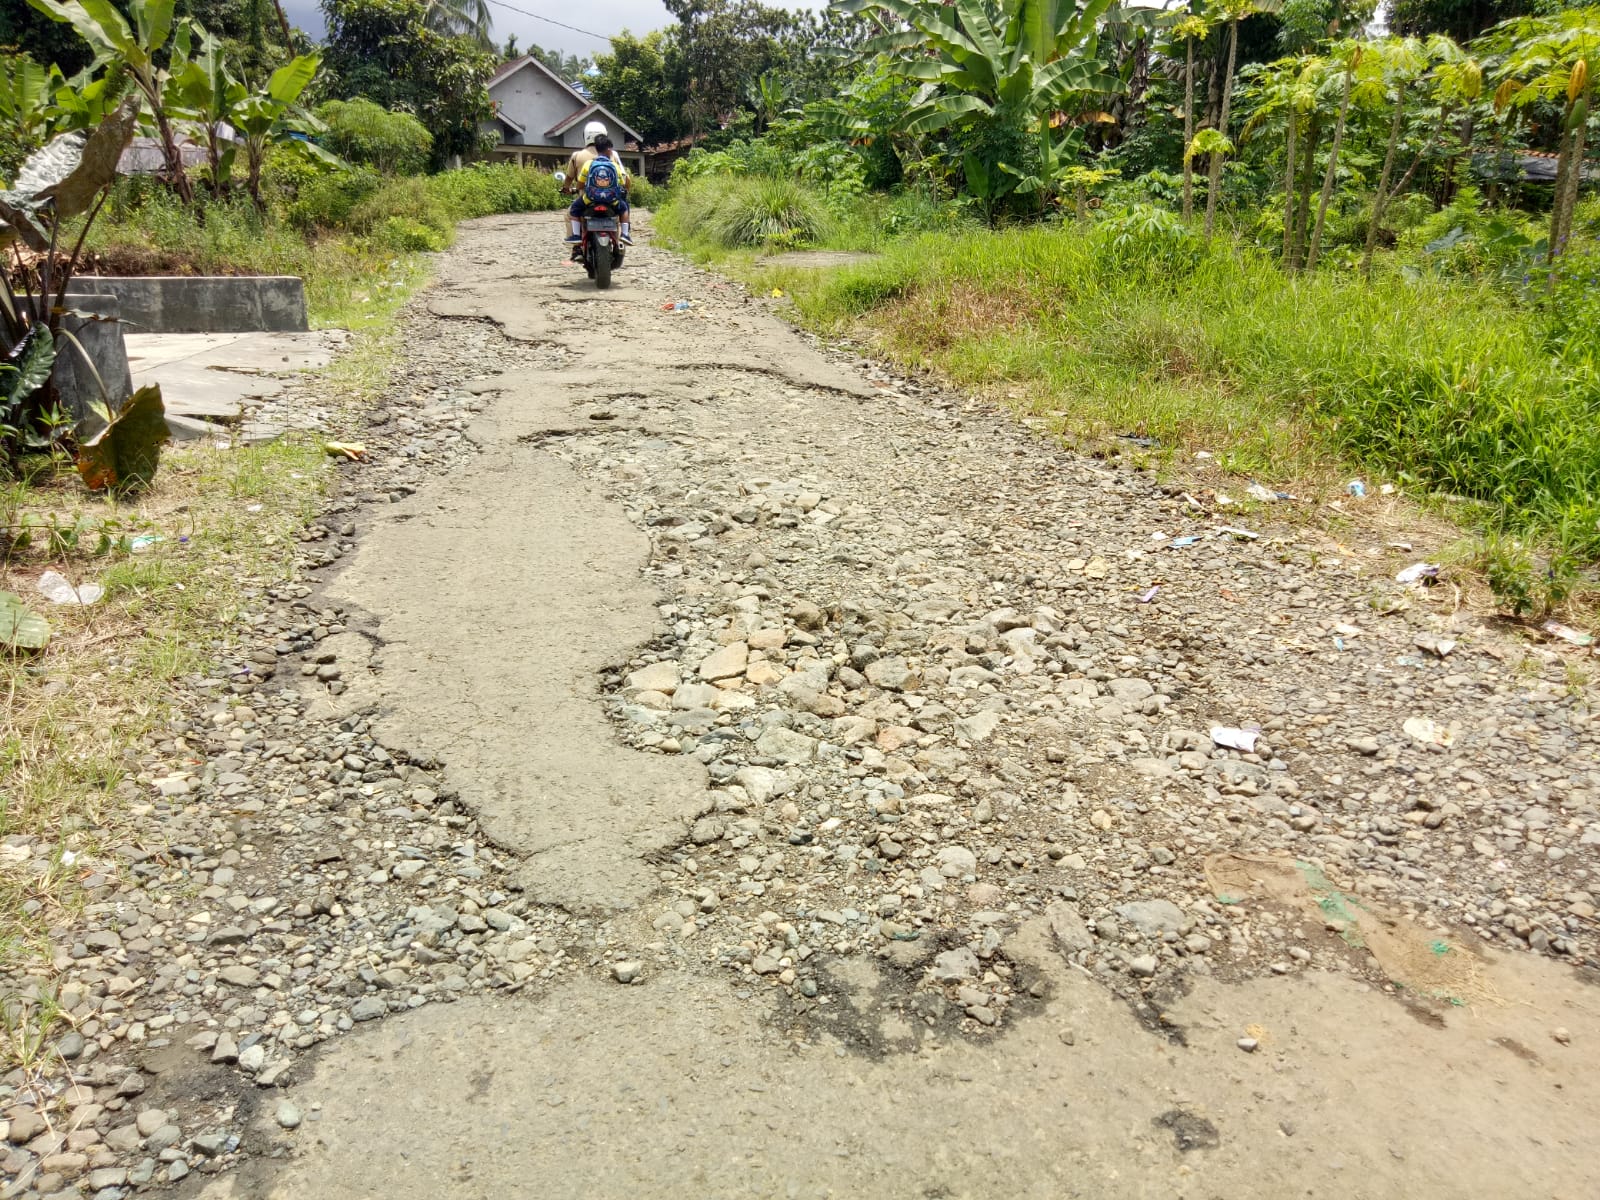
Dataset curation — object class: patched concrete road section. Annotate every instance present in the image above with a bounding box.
[201,215,1600,1199]
[204,938,1598,1199]
[318,217,879,914]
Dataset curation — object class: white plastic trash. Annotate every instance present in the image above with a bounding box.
[37,570,104,606]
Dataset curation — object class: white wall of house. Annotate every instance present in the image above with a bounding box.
[488,62,579,146]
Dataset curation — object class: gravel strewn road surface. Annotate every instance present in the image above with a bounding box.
[6,214,1598,1200]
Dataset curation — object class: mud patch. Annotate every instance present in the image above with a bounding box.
[1153,1107,1221,1152]
[1204,852,1494,1008]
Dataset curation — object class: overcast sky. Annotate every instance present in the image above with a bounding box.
[282,0,819,62]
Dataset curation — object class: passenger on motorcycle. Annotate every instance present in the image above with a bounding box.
[563,126,632,249]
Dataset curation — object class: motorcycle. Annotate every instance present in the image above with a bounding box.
[554,171,625,290]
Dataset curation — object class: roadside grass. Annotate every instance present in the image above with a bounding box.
[687,218,1600,617]
[83,191,429,329]
[0,289,412,998]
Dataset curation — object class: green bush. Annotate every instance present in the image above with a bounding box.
[376,215,451,252]
[661,174,833,249]
[630,177,664,209]
[316,98,434,175]
[287,166,384,231]
[348,176,452,237]
[423,163,564,219]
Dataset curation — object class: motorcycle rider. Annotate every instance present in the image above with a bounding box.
[562,123,632,249]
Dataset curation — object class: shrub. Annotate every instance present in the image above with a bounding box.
[1093,204,1204,284]
[661,174,832,249]
[375,215,450,252]
[423,163,563,218]
[348,176,452,239]
[288,166,384,230]
[316,98,433,175]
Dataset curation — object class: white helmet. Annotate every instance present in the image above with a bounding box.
[583,120,607,146]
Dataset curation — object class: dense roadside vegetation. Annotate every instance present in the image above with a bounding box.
[650,0,1600,619]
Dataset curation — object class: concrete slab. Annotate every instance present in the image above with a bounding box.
[75,274,309,332]
[124,329,348,439]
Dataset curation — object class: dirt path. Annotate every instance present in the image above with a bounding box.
[7,214,1595,1200]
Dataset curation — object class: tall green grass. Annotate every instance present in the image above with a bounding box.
[82,163,567,325]
[659,174,834,249]
[769,220,1600,562]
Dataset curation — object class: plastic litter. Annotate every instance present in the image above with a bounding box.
[1415,632,1457,658]
[1215,525,1259,541]
[323,441,366,461]
[1543,621,1594,647]
[1117,433,1158,449]
[662,300,694,312]
[129,534,164,552]
[1172,535,1202,548]
[37,570,104,606]
[1135,586,1160,603]
[1210,726,1260,752]
[770,288,784,298]
[1395,562,1439,584]
[1245,483,1276,502]
[1403,716,1455,747]
[1346,480,1366,498]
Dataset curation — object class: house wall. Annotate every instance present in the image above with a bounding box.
[557,118,626,150]
[488,62,581,146]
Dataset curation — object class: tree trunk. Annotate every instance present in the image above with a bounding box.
[1362,83,1408,278]
[155,109,194,206]
[1307,66,1354,272]
[1182,38,1196,220]
[247,144,266,210]
[1283,114,1298,269]
[1203,18,1239,241]
[1554,111,1586,259]
[270,0,294,46]
[1292,116,1322,270]
[1128,34,1151,133]
[1076,186,1088,222]
[1548,94,1583,262]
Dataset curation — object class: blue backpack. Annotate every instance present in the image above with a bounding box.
[585,158,623,207]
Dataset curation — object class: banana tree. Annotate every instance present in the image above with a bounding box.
[232,54,337,207]
[27,0,196,204]
[0,55,54,183]
[0,101,147,474]
[1488,9,1598,262]
[170,24,247,197]
[841,0,1120,214]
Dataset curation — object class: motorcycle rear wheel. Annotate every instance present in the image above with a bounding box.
[594,240,613,289]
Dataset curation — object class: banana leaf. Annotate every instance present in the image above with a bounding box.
[0,591,50,653]
[76,383,167,491]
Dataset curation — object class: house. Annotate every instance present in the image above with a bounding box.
[483,56,646,176]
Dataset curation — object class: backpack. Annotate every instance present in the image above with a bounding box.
[584,158,623,207]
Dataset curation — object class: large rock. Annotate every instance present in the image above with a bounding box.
[753,727,817,764]
[1115,899,1188,937]
[699,642,749,681]
[865,656,920,692]
[1044,901,1094,953]
[625,661,679,694]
